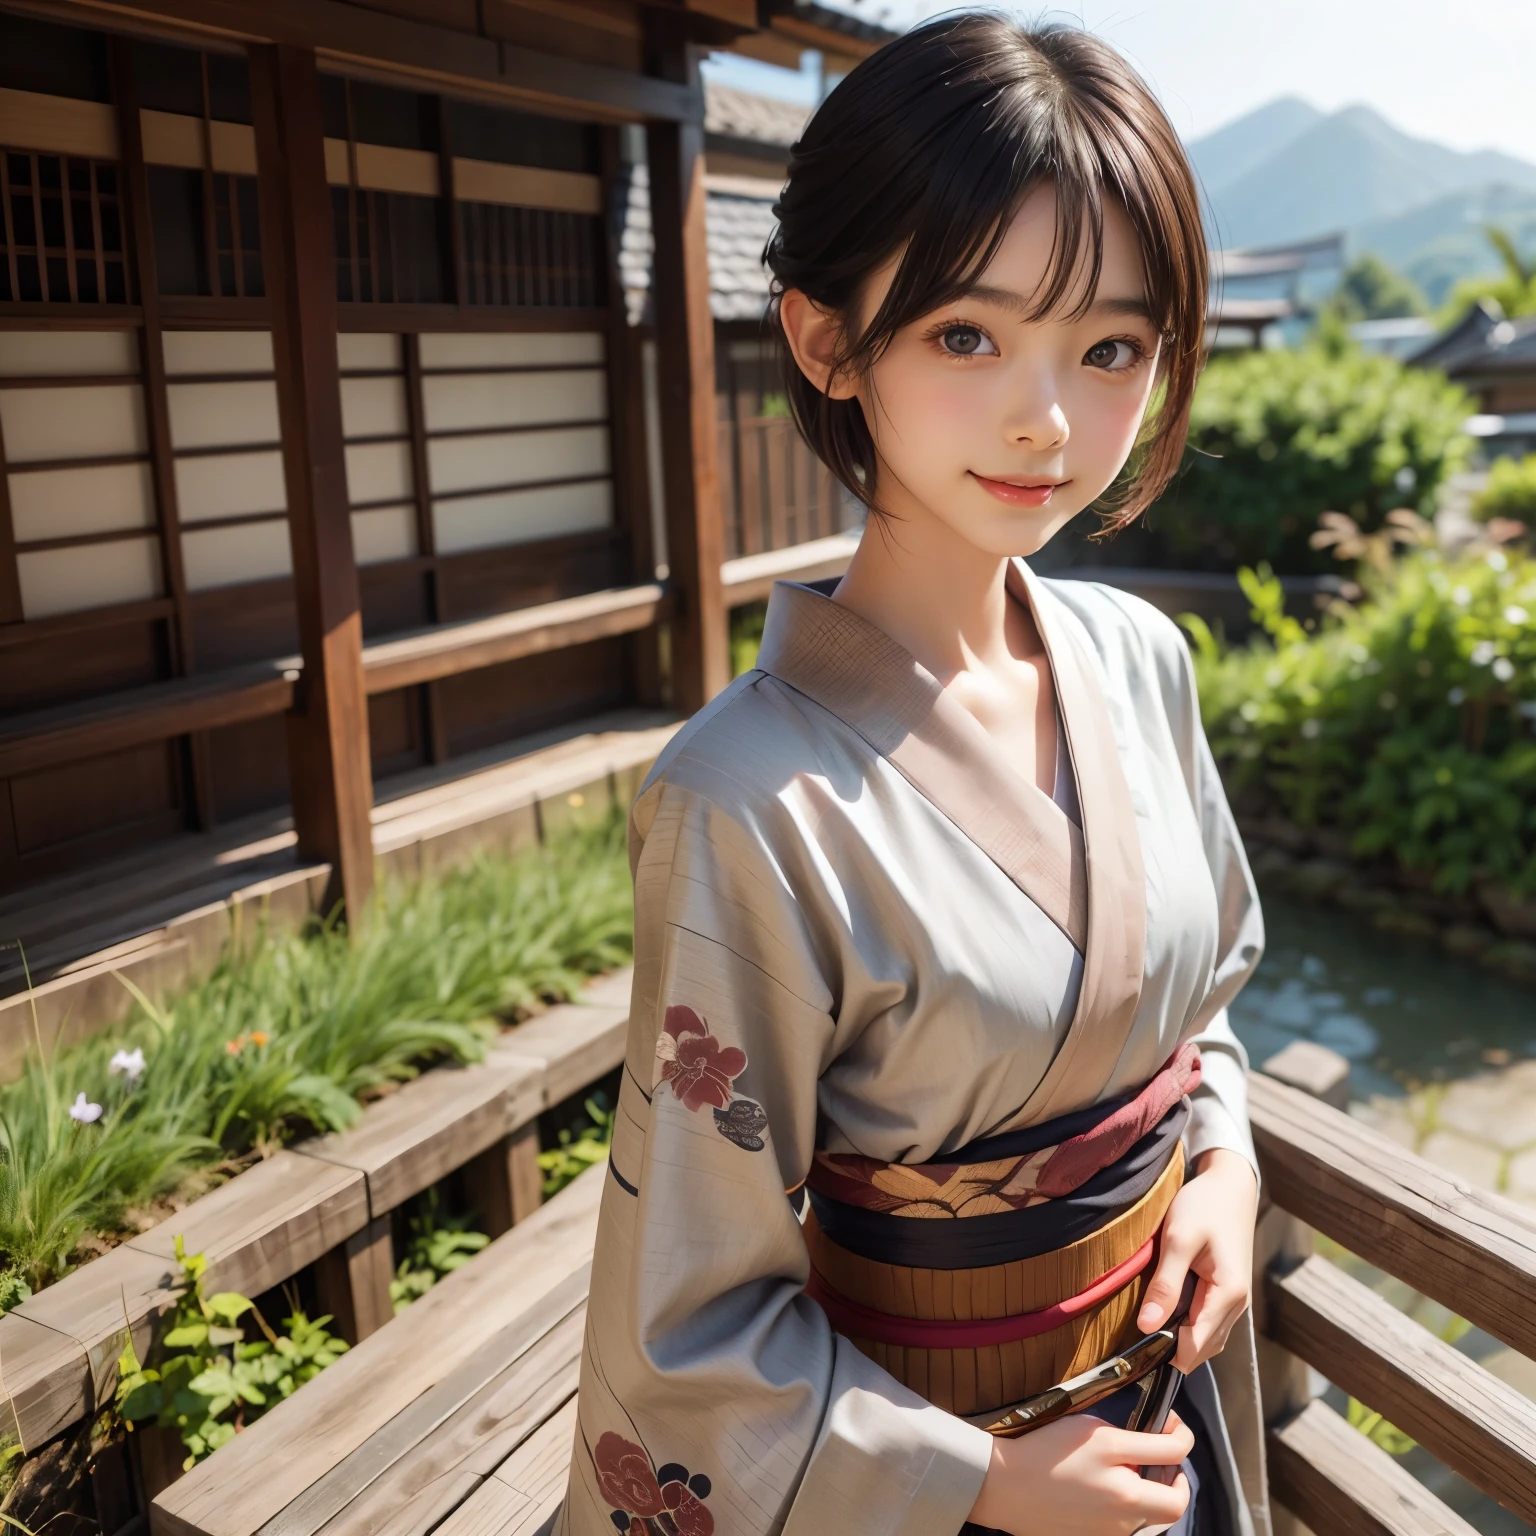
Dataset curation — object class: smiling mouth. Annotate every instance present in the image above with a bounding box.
[970,472,1069,507]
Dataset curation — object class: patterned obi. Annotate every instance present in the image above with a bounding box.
[803,1044,1200,1422]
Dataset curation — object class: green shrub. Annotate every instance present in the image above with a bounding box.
[1472,455,1536,524]
[1152,341,1473,573]
[389,1189,489,1313]
[1188,547,1536,894]
[0,815,633,1299]
[114,1236,348,1468]
[539,1092,614,1198]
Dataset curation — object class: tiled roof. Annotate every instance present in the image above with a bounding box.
[704,81,810,147]
[1409,300,1536,378]
[618,163,780,325]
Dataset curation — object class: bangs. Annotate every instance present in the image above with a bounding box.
[766,14,1208,527]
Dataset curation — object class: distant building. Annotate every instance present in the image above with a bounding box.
[1409,301,1536,460]
[1207,234,1344,348]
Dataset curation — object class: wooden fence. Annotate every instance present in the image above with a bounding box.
[1250,1071,1536,1534]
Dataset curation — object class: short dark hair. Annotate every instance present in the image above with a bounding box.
[764,11,1208,528]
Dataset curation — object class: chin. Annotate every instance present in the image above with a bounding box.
[950,506,1082,561]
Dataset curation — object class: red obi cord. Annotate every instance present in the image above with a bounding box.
[804,1237,1155,1349]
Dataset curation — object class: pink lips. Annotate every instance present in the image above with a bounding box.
[970,472,1065,507]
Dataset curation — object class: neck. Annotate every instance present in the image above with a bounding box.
[831,483,1040,683]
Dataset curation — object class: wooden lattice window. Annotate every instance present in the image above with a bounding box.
[333,187,444,303]
[0,149,129,304]
[457,203,603,308]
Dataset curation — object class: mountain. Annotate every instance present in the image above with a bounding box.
[1186,100,1536,302]
[1185,96,1323,203]
[1352,184,1536,306]
[1194,103,1536,252]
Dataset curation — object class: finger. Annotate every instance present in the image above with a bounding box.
[1177,1277,1241,1371]
[1132,1472,1191,1536]
[1104,1419,1195,1466]
[1138,1233,1201,1331]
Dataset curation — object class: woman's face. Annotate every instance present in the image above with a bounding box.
[789,185,1164,558]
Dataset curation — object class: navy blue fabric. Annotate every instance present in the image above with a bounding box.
[807,1101,1187,1270]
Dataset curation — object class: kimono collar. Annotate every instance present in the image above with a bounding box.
[755,561,1146,1122]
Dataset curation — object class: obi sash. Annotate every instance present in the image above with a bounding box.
[803,1044,1200,1420]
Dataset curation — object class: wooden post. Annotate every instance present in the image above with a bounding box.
[462,1122,545,1240]
[643,13,730,714]
[313,1216,394,1345]
[249,43,375,923]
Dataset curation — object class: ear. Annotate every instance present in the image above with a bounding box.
[779,289,859,400]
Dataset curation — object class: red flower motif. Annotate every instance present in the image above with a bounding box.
[593,1432,664,1518]
[662,1481,716,1536]
[656,1006,747,1114]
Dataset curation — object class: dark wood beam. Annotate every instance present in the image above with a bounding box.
[26,0,696,123]
[644,12,730,714]
[250,41,375,923]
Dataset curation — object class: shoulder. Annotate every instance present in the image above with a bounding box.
[633,669,868,842]
[1035,573,1195,706]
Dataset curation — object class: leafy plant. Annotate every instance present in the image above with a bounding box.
[389,1190,489,1313]
[1151,340,1473,573]
[1188,537,1536,895]
[113,1236,347,1468]
[1473,455,1536,525]
[1323,253,1428,322]
[539,1093,614,1198]
[1439,225,1536,327]
[0,814,633,1297]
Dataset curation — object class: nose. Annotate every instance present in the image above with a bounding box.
[1004,384,1069,451]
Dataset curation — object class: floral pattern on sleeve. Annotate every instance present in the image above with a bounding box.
[593,1431,716,1536]
[653,1005,768,1151]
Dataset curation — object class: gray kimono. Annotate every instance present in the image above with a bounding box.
[559,561,1268,1536]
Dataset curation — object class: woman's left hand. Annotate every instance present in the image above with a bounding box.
[1135,1148,1259,1372]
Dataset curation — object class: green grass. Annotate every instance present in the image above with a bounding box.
[0,814,633,1302]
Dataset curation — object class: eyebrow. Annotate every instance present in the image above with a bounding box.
[959,284,1156,324]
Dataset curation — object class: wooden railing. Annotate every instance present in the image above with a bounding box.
[1249,1071,1536,1534]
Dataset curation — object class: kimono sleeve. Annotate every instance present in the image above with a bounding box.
[1158,621,1266,1177]
[562,778,993,1536]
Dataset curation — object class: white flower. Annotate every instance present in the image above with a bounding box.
[1240,700,1261,722]
[1488,550,1509,573]
[1505,605,1529,626]
[1453,586,1472,607]
[1471,641,1496,666]
[108,1047,145,1083]
[1264,666,1283,688]
[1448,687,1466,705]
[1301,718,1322,739]
[70,1092,103,1124]
[1493,657,1516,683]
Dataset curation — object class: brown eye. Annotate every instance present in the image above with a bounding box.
[1085,339,1136,370]
[940,325,995,356]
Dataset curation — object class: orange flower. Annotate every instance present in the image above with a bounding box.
[249,1031,270,1048]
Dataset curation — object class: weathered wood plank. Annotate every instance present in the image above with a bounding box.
[1266,1254,1536,1526]
[720,531,860,609]
[491,1004,629,1109]
[152,1164,604,1536]
[296,1059,544,1217]
[313,1216,395,1346]
[312,1304,584,1536]
[362,586,669,694]
[127,1151,368,1299]
[1250,1071,1536,1360]
[463,1123,546,1239]
[14,1244,177,1418]
[436,1398,578,1536]
[0,1312,92,1452]
[1268,1399,1480,1536]
[255,1267,585,1536]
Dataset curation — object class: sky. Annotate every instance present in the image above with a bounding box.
[704,0,1536,162]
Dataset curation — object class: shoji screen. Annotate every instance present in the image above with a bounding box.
[339,332,417,566]
[0,330,163,619]
[162,329,290,592]
[419,331,611,556]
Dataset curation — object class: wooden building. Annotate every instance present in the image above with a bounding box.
[0,0,883,977]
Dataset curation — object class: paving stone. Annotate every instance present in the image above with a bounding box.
[1417,1130,1505,1190]
[1349,1097,1419,1150]
[1435,1074,1536,1153]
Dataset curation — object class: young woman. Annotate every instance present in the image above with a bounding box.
[560,15,1266,1536]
